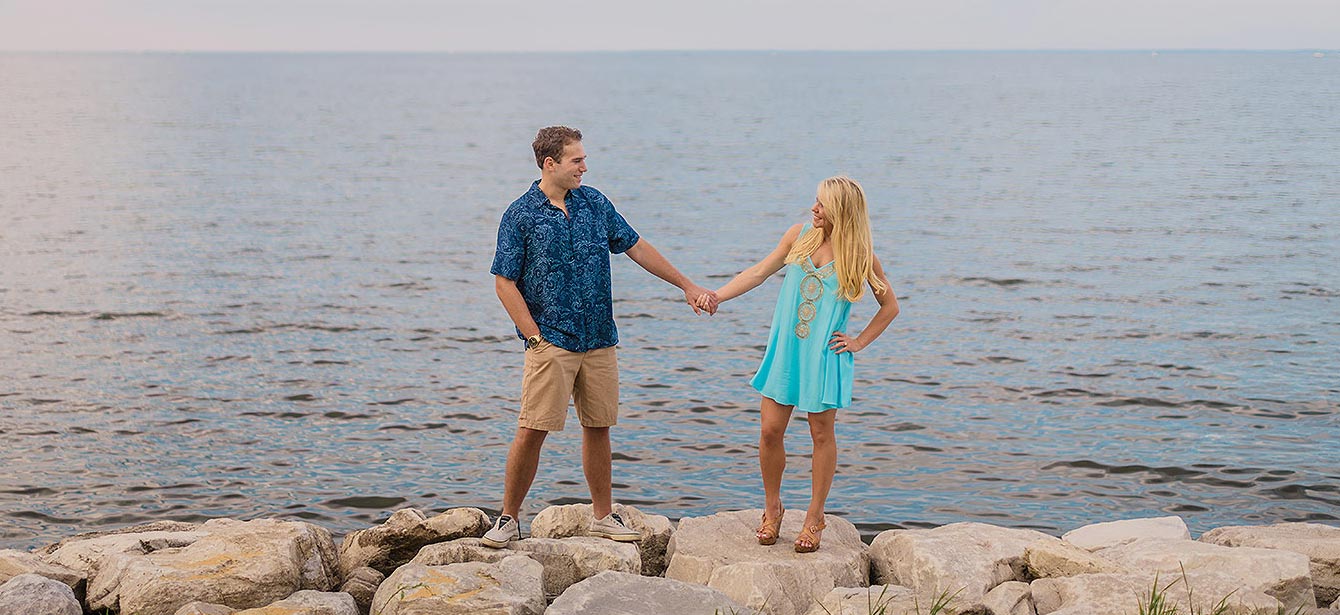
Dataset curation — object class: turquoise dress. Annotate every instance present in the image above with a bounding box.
[750,228,855,413]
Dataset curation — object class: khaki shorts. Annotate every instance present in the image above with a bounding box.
[519,341,618,432]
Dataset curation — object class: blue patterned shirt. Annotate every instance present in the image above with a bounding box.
[491,181,641,352]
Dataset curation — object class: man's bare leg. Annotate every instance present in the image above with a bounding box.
[582,425,613,518]
[501,426,548,518]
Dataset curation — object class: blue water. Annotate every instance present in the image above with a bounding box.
[1,52,1337,550]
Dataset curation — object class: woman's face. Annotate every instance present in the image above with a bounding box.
[811,192,831,231]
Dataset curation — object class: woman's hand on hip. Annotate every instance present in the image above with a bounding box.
[829,332,864,354]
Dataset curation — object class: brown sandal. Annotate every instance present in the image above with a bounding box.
[756,508,784,545]
[794,519,826,553]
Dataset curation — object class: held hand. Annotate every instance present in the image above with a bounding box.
[829,332,865,354]
[685,285,718,315]
[695,290,719,315]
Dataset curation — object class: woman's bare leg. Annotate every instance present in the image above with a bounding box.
[798,409,837,549]
[757,397,793,538]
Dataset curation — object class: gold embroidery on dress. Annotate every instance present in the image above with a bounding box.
[795,258,834,339]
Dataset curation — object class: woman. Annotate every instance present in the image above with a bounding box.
[700,176,899,552]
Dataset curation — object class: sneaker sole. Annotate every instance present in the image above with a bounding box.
[480,536,515,548]
[589,532,640,542]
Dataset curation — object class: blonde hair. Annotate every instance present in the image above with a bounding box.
[785,176,886,302]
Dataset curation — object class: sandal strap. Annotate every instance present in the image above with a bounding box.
[757,511,783,536]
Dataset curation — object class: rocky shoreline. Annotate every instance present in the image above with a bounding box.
[1,505,1337,615]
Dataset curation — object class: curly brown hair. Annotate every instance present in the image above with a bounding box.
[532,126,583,169]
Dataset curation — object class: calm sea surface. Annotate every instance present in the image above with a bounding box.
[1,52,1337,550]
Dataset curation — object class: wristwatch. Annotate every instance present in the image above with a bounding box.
[525,334,544,350]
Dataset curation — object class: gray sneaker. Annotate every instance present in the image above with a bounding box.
[588,512,640,542]
[482,514,520,548]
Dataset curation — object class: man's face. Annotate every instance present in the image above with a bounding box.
[547,141,587,191]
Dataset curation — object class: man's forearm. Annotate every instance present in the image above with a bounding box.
[495,276,541,338]
[625,239,691,290]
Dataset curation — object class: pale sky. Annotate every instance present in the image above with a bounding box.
[2,0,1336,52]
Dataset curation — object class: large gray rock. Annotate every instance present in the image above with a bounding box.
[337,507,489,578]
[1201,522,1340,607]
[1061,516,1190,551]
[1023,537,1125,579]
[0,549,83,594]
[869,522,1054,606]
[1096,537,1315,610]
[82,518,342,615]
[339,566,384,615]
[412,536,640,599]
[664,509,868,615]
[371,555,544,615]
[0,573,82,615]
[981,581,1036,615]
[531,503,675,576]
[41,520,206,580]
[233,590,359,615]
[547,570,753,615]
[40,520,201,556]
[1031,571,1286,615]
[803,585,953,615]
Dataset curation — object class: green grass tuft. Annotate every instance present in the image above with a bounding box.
[813,585,964,615]
[1134,563,1309,615]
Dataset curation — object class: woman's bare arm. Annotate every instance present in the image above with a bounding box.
[828,253,900,353]
[712,223,805,304]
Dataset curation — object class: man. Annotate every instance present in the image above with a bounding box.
[483,126,716,547]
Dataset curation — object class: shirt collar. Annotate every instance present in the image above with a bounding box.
[526,179,583,210]
[524,180,547,206]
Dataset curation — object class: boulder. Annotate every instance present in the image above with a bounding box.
[41,520,206,580]
[869,522,1054,605]
[1061,516,1190,551]
[338,566,384,614]
[370,554,544,615]
[981,581,1035,615]
[1023,537,1125,578]
[547,570,753,615]
[0,573,81,615]
[174,604,238,615]
[664,509,868,615]
[0,549,84,594]
[803,585,946,615]
[1031,571,1287,615]
[337,507,489,578]
[83,518,342,615]
[233,590,359,615]
[531,503,675,576]
[40,520,201,556]
[412,536,639,599]
[1201,522,1340,607]
[1096,537,1315,610]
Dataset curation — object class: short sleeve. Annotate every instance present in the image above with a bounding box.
[601,194,640,254]
[490,207,524,280]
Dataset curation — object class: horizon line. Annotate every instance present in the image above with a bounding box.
[0,47,1334,55]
